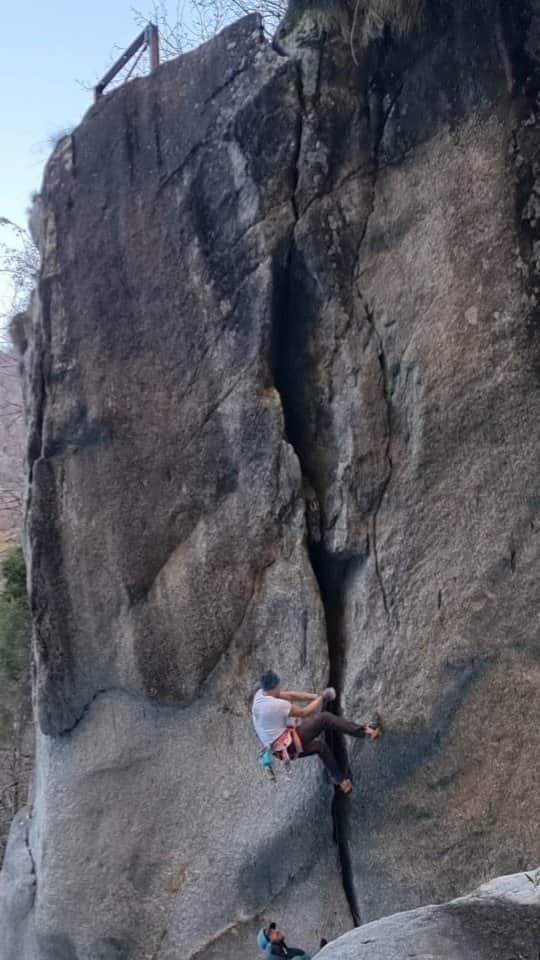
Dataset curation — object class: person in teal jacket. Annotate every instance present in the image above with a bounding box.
[257,922,328,958]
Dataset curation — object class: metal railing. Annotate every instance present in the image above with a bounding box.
[94,23,160,101]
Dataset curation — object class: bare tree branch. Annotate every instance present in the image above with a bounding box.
[133,0,286,58]
[0,219,39,317]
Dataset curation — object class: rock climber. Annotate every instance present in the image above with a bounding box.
[256,921,327,958]
[252,670,381,794]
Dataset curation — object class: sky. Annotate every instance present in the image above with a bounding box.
[0,1,169,311]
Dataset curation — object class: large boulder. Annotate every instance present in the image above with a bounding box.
[320,869,540,959]
[277,0,540,922]
[2,16,350,960]
[2,0,540,957]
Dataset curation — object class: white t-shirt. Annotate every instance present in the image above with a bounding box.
[252,689,291,747]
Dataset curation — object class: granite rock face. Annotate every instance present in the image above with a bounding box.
[1,17,349,960]
[277,0,540,921]
[2,0,540,957]
[280,4,540,919]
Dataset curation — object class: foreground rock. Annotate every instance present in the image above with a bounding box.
[320,870,540,959]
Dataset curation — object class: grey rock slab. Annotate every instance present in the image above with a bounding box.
[275,0,540,922]
[1,13,351,960]
[319,870,540,959]
[27,13,304,737]
[28,690,346,960]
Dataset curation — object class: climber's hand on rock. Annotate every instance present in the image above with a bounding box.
[366,724,381,740]
[321,686,336,703]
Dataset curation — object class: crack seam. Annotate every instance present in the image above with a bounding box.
[202,60,252,106]
[494,0,514,95]
[22,808,37,901]
[273,39,364,930]
[57,685,161,736]
[353,44,400,621]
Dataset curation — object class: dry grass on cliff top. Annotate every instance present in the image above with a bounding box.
[361,0,424,37]
[282,0,426,53]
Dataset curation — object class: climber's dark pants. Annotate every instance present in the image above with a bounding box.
[296,711,366,784]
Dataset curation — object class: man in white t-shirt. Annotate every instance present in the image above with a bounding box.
[252,670,381,795]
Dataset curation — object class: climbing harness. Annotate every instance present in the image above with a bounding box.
[272,726,303,762]
[258,726,303,780]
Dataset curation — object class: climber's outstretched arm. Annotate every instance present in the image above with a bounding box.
[290,695,324,719]
[280,690,319,702]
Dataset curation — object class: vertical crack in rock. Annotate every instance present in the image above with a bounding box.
[151,925,169,960]
[272,29,405,925]
[331,787,361,925]
[506,1,540,376]
[363,299,393,619]
[290,62,305,220]
[28,360,46,485]
[23,809,37,903]
[309,545,364,926]
[494,0,514,95]
[26,275,51,543]
[270,40,364,926]
[355,37,400,622]
[27,278,51,483]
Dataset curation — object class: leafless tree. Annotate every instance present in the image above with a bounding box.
[130,0,427,71]
[0,549,32,864]
[133,0,287,56]
[0,219,39,321]
[0,220,32,541]
[0,683,32,846]
[89,0,286,97]
[133,1,227,54]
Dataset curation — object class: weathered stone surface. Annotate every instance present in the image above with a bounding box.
[277,0,540,923]
[320,870,540,959]
[2,16,350,960]
[27,15,307,737]
[2,0,540,957]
